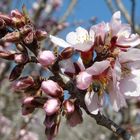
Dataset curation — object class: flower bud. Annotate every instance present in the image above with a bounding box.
[35,30,47,41]
[0,13,12,26]
[19,25,32,35]
[41,80,63,97]
[38,50,56,67]
[14,53,28,64]
[1,31,21,42]
[23,96,34,106]
[59,47,74,59]
[0,50,14,60]
[63,100,75,115]
[23,31,33,44]
[11,9,23,19]
[9,64,24,81]
[11,10,26,28]
[43,98,60,116]
[12,76,34,91]
[0,19,6,29]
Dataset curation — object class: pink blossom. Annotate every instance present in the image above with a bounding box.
[50,26,95,52]
[108,48,140,111]
[76,60,110,90]
[41,80,63,97]
[43,98,61,116]
[109,11,140,47]
[63,100,75,115]
[38,50,56,67]
[76,60,110,114]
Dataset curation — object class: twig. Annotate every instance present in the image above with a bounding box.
[33,0,48,22]
[131,0,136,32]
[49,0,77,36]
[104,0,116,14]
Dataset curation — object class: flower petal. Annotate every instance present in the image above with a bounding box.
[119,69,140,97]
[91,22,109,41]
[66,31,78,45]
[76,26,89,43]
[76,57,85,71]
[117,33,140,47]
[76,71,92,90]
[73,41,93,52]
[110,11,121,35]
[86,60,110,75]
[59,58,75,74]
[85,91,103,115]
[50,35,70,48]
[119,48,140,63]
[108,81,127,112]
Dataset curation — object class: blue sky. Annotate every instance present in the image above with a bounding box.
[14,0,140,35]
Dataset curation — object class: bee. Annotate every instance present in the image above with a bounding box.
[92,80,103,97]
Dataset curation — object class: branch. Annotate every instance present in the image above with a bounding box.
[57,73,136,140]
[131,0,136,32]
[104,0,116,14]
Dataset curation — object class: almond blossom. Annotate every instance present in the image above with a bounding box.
[76,60,110,114]
[50,26,95,52]
[108,48,140,111]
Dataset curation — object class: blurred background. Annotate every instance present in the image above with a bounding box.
[0,0,140,140]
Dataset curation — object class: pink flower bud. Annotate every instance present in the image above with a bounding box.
[0,19,6,29]
[38,50,56,67]
[43,98,60,116]
[11,9,23,18]
[41,80,63,97]
[1,31,21,42]
[63,100,75,115]
[12,76,34,91]
[14,53,28,64]
[23,97,34,106]
[0,13,12,25]
[35,30,47,41]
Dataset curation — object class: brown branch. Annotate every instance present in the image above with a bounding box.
[56,72,137,140]
[131,0,136,32]
[33,0,48,22]
[49,0,77,36]
[104,0,116,14]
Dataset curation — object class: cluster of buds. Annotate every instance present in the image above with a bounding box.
[41,79,82,139]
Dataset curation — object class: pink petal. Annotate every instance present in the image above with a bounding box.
[110,11,121,36]
[76,57,85,71]
[50,35,70,48]
[73,41,93,52]
[117,33,140,47]
[108,81,127,112]
[116,23,131,38]
[90,22,109,41]
[85,91,103,115]
[66,31,78,45]
[75,26,89,43]
[76,71,92,90]
[119,48,140,63]
[86,60,110,75]
[119,69,140,97]
[59,58,75,74]
[112,59,121,86]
